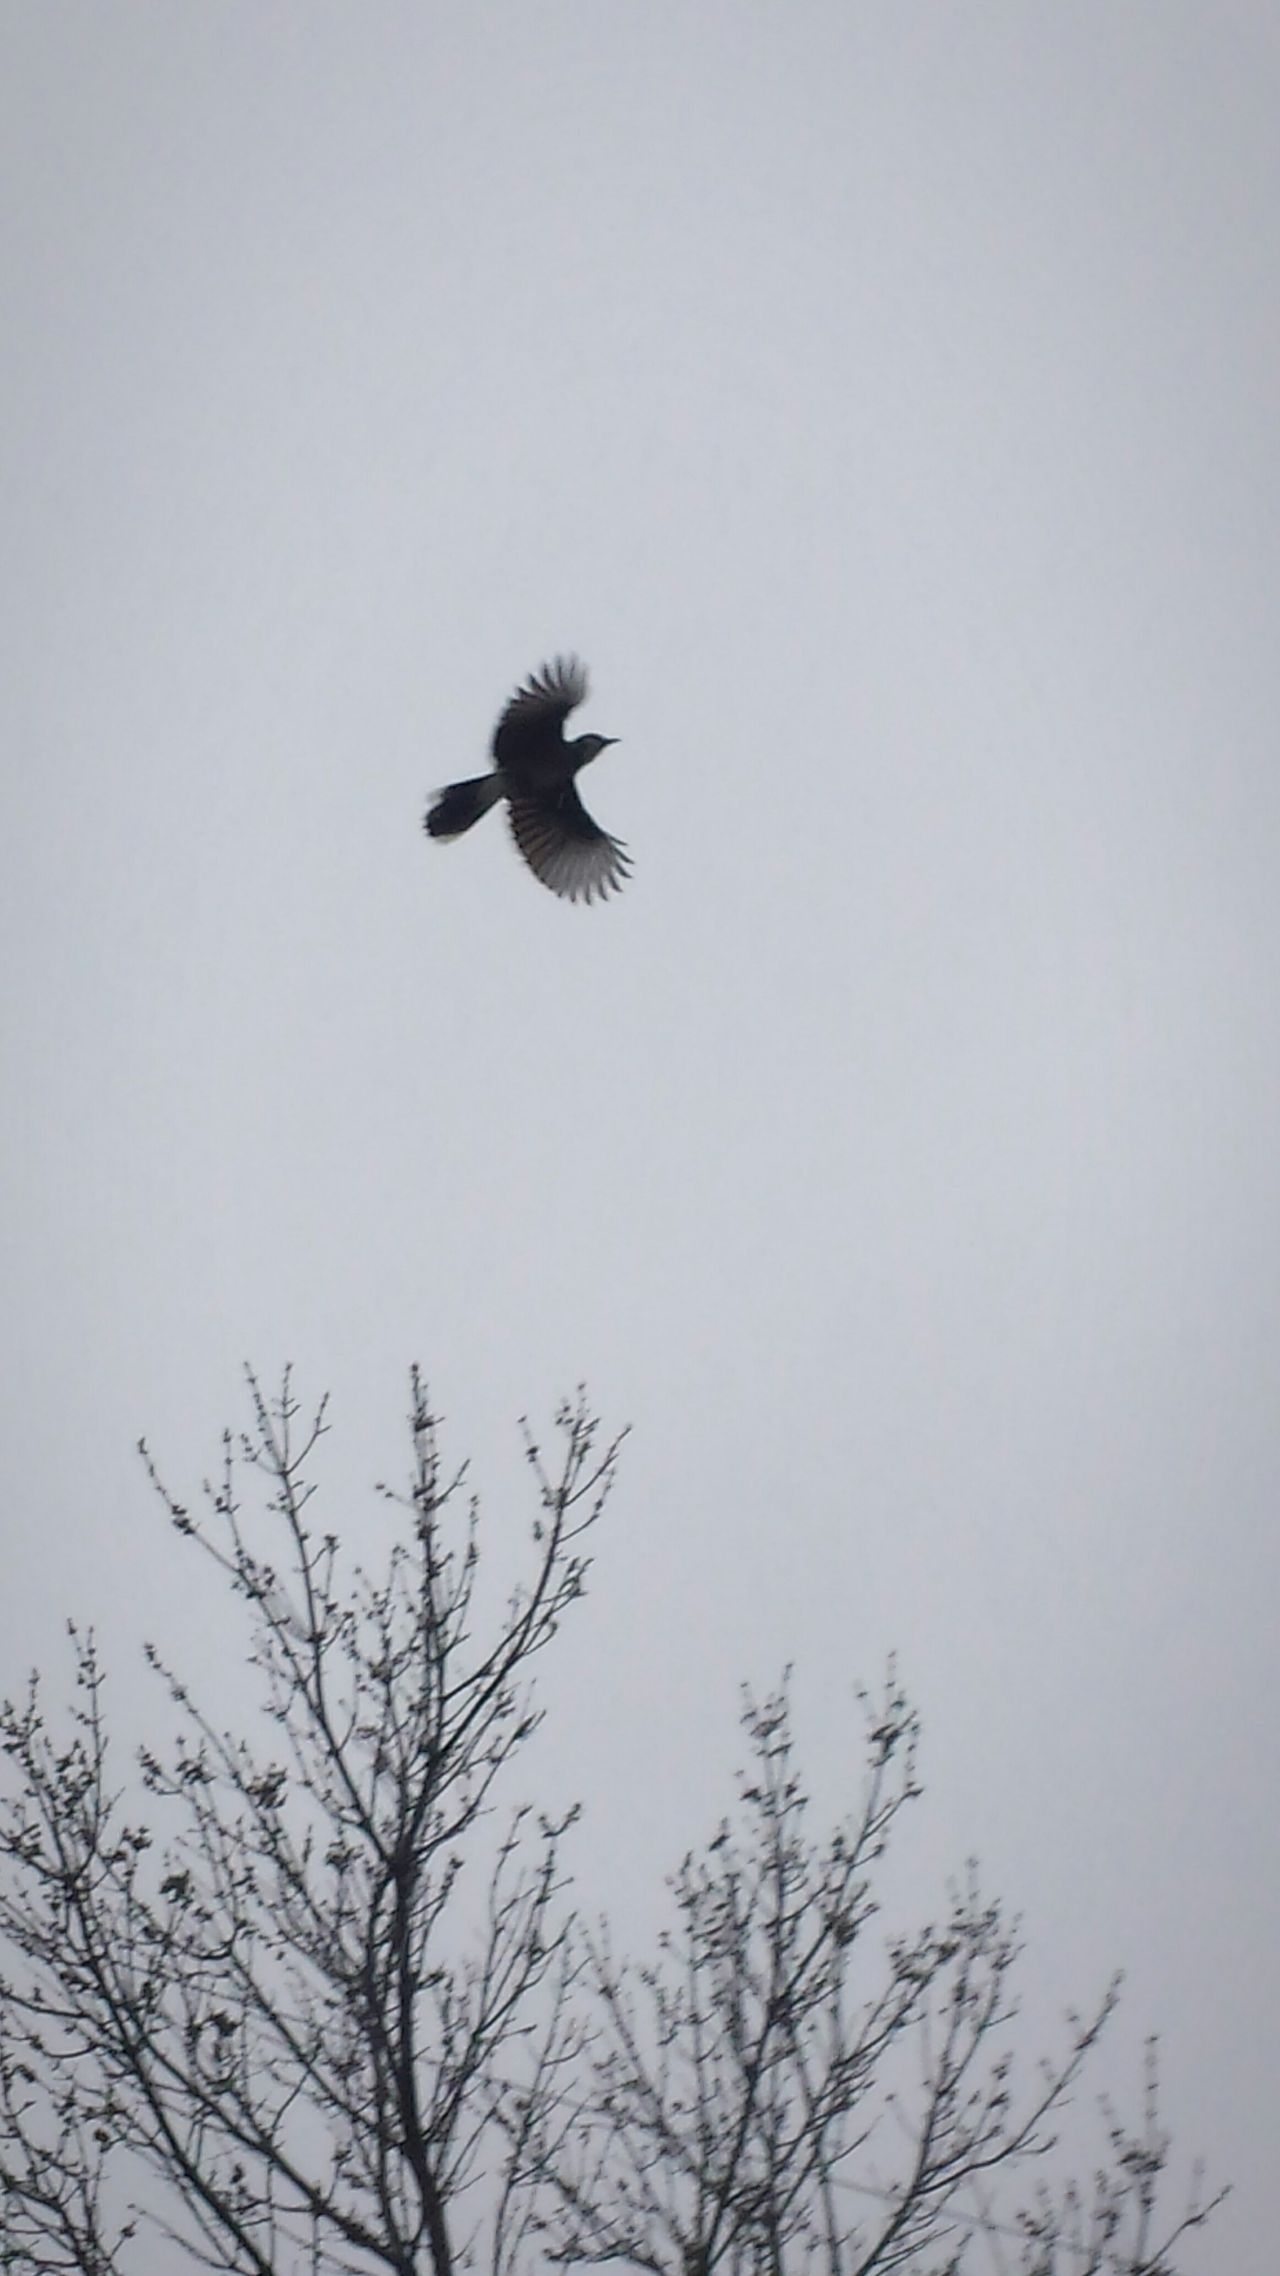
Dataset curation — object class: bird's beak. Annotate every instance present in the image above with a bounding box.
[601,737,620,749]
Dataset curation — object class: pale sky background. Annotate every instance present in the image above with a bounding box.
[2,4,1278,2270]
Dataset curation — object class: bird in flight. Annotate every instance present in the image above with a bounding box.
[424,656,629,904]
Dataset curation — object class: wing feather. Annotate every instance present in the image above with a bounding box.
[492,655,588,766]
[507,786,631,905]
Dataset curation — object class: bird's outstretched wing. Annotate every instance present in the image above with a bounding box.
[492,655,588,767]
[507,783,631,905]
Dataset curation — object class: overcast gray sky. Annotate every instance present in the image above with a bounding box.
[2,4,1277,2269]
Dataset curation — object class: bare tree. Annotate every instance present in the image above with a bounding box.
[0,1376,1222,2276]
[518,1680,1224,2276]
[0,1372,621,2276]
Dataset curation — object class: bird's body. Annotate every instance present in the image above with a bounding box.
[425,656,629,904]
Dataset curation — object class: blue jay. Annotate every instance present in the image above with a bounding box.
[425,657,629,904]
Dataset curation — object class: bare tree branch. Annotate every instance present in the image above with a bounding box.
[0,1377,1220,2276]
[520,1677,1220,2276]
[0,1373,623,2276]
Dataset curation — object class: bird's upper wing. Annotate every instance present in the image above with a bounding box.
[507,782,631,905]
[491,655,588,768]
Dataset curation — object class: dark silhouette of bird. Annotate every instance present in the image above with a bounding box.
[424,656,629,904]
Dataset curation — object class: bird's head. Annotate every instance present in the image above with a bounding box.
[572,733,618,767]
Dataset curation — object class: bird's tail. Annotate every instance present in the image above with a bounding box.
[424,774,504,840]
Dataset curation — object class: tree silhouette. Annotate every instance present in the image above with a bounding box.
[525,1683,1218,2276]
[0,1376,1222,2276]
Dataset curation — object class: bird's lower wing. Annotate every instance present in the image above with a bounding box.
[507,791,631,905]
